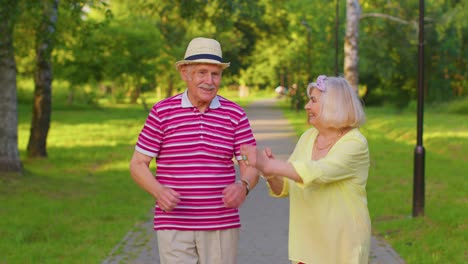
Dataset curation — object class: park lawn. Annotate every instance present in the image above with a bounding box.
[279,100,467,264]
[1,103,154,263]
[0,88,271,264]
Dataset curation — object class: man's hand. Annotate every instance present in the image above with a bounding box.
[222,182,247,208]
[156,186,180,212]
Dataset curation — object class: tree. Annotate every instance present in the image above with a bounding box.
[26,0,59,158]
[0,0,23,173]
[344,0,361,90]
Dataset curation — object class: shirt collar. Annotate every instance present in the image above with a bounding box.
[181,89,221,109]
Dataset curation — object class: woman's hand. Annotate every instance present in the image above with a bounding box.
[264,147,274,159]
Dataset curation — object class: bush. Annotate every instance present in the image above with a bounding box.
[446,97,468,115]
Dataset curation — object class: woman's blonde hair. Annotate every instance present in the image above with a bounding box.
[308,76,366,128]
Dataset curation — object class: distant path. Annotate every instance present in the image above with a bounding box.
[102,98,405,264]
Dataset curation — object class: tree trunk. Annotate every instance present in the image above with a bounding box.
[0,0,22,173]
[165,75,174,98]
[130,86,140,104]
[27,0,59,158]
[344,0,361,90]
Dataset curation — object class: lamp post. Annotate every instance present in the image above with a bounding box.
[301,20,312,82]
[413,0,425,217]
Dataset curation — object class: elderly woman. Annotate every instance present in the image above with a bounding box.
[241,75,371,264]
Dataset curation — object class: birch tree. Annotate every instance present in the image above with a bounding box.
[344,0,361,90]
[27,0,59,158]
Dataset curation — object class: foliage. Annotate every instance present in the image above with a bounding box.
[52,1,163,104]
[11,0,465,107]
[359,0,466,106]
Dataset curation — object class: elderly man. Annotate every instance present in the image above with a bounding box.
[129,37,259,264]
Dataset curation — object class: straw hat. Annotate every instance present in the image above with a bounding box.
[175,37,230,70]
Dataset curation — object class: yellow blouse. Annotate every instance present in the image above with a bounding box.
[269,128,371,264]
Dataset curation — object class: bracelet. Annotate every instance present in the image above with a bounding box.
[237,179,251,196]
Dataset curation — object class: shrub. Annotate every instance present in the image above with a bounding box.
[446,97,468,115]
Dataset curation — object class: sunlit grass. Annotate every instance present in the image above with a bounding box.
[277,98,468,264]
[2,102,156,263]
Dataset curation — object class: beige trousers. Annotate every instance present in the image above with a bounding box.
[156,228,239,264]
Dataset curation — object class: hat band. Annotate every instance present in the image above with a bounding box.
[184,54,223,63]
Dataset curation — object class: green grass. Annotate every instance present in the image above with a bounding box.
[278,99,468,264]
[0,87,274,264]
[1,103,153,263]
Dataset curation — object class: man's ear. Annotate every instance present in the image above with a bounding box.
[179,65,189,81]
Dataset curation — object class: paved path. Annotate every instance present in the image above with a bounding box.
[103,99,405,264]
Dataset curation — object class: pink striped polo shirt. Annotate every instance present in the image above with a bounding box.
[135,90,256,231]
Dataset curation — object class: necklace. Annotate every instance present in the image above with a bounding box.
[313,130,343,151]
